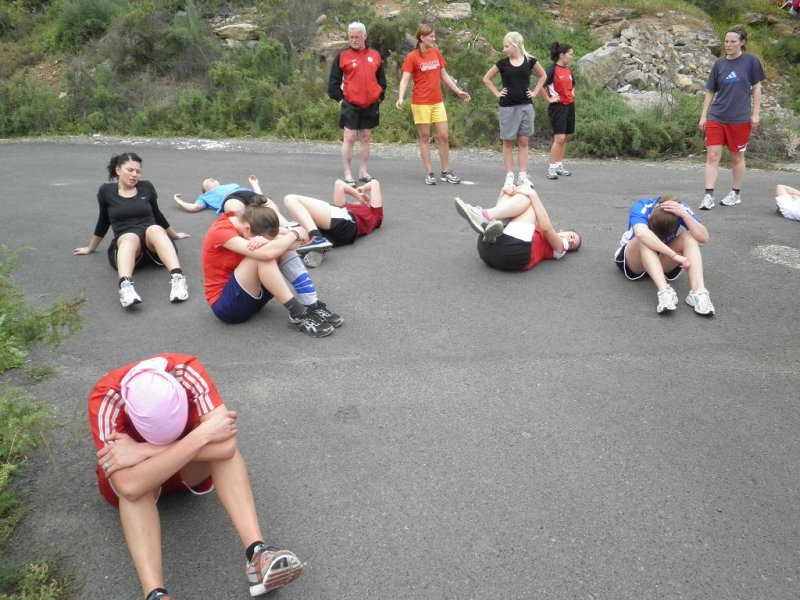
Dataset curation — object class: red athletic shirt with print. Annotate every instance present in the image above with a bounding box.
[88,354,224,504]
[401,47,447,105]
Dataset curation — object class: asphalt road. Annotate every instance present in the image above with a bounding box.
[2,137,799,600]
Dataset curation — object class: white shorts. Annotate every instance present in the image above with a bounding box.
[776,194,800,221]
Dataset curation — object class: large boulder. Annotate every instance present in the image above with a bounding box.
[577,45,625,88]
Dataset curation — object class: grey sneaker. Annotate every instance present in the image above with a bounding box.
[302,250,326,268]
[288,309,334,337]
[517,172,532,187]
[440,170,461,184]
[482,219,505,244]
[699,193,715,210]
[169,273,188,303]
[425,172,437,185]
[555,165,571,176]
[720,190,741,206]
[656,286,678,314]
[119,280,142,308]
[686,288,715,315]
[454,198,488,234]
[546,168,558,180]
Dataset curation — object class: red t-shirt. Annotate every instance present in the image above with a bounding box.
[348,204,384,238]
[401,47,446,105]
[201,213,245,305]
[88,353,224,505]
[523,226,558,271]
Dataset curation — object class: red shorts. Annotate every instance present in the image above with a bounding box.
[96,467,214,507]
[704,121,751,153]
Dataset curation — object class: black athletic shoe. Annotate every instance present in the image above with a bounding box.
[312,301,343,327]
[288,310,334,337]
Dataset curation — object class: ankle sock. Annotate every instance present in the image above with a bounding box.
[309,229,322,239]
[145,589,169,600]
[283,297,307,319]
[705,189,714,195]
[169,268,183,276]
[246,540,265,563]
[732,188,740,195]
[119,276,132,288]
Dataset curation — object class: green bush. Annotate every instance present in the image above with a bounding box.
[51,0,120,52]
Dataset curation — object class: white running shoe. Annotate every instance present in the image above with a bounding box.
[555,165,571,176]
[656,286,678,314]
[482,219,505,244]
[119,280,142,308]
[517,172,532,187]
[454,198,488,234]
[699,193,714,210]
[720,190,741,206]
[546,168,558,180]
[686,288,715,315]
[503,173,515,189]
[169,273,189,302]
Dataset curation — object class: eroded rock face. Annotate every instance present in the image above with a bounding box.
[214,24,260,41]
[578,11,718,96]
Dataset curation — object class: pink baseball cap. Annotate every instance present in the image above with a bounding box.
[120,357,189,445]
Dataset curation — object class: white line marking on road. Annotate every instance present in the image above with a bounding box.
[753,245,800,269]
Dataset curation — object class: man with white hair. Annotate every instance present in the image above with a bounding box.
[89,354,303,600]
[327,21,387,186]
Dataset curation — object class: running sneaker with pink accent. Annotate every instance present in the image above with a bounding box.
[246,544,303,597]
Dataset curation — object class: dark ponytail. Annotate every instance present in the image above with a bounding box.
[106,152,143,181]
[550,41,572,63]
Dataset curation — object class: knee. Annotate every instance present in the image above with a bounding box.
[343,131,357,144]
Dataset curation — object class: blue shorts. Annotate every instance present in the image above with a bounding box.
[211,272,273,324]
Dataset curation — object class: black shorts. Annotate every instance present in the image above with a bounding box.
[224,190,260,206]
[477,234,530,271]
[548,102,575,135]
[321,214,358,246]
[107,229,177,270]
[339,100,380,131]
[614,245,682,281]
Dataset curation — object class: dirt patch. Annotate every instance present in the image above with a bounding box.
[25,58,67,93]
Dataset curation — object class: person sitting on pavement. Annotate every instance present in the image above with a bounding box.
[89,353,303,600]
[201,196,342,337]
[174,175,269,215]
[74,152,190,308]
[454,184,580,272]
[775,184,800,221]
[282,178,384,266]
[614,195,715,315]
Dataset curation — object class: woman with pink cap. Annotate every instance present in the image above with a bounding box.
[88,353,302,600]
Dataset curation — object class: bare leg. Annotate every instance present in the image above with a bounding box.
[360,179,383,208]
[208,449,264,548]
[118,491,164,598]
[341,128,358,180]
[549,134,568,164]
[517,135,529,173]
[116,233,141,279]
[485,193,532,221]
[729,150,745,190]
[283,194,334,231]
[435,120,451,172]
[704,145,723,189]
[669,232,705,291]
[145,226,181,272]
[624,238,669,289]
[234,258,294,303]
[502,140,514,173]
[222,198,247,215]
[358,129,372,178]
[417,124,433,173]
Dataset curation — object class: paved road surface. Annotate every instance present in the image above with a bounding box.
[2,138,799,600]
